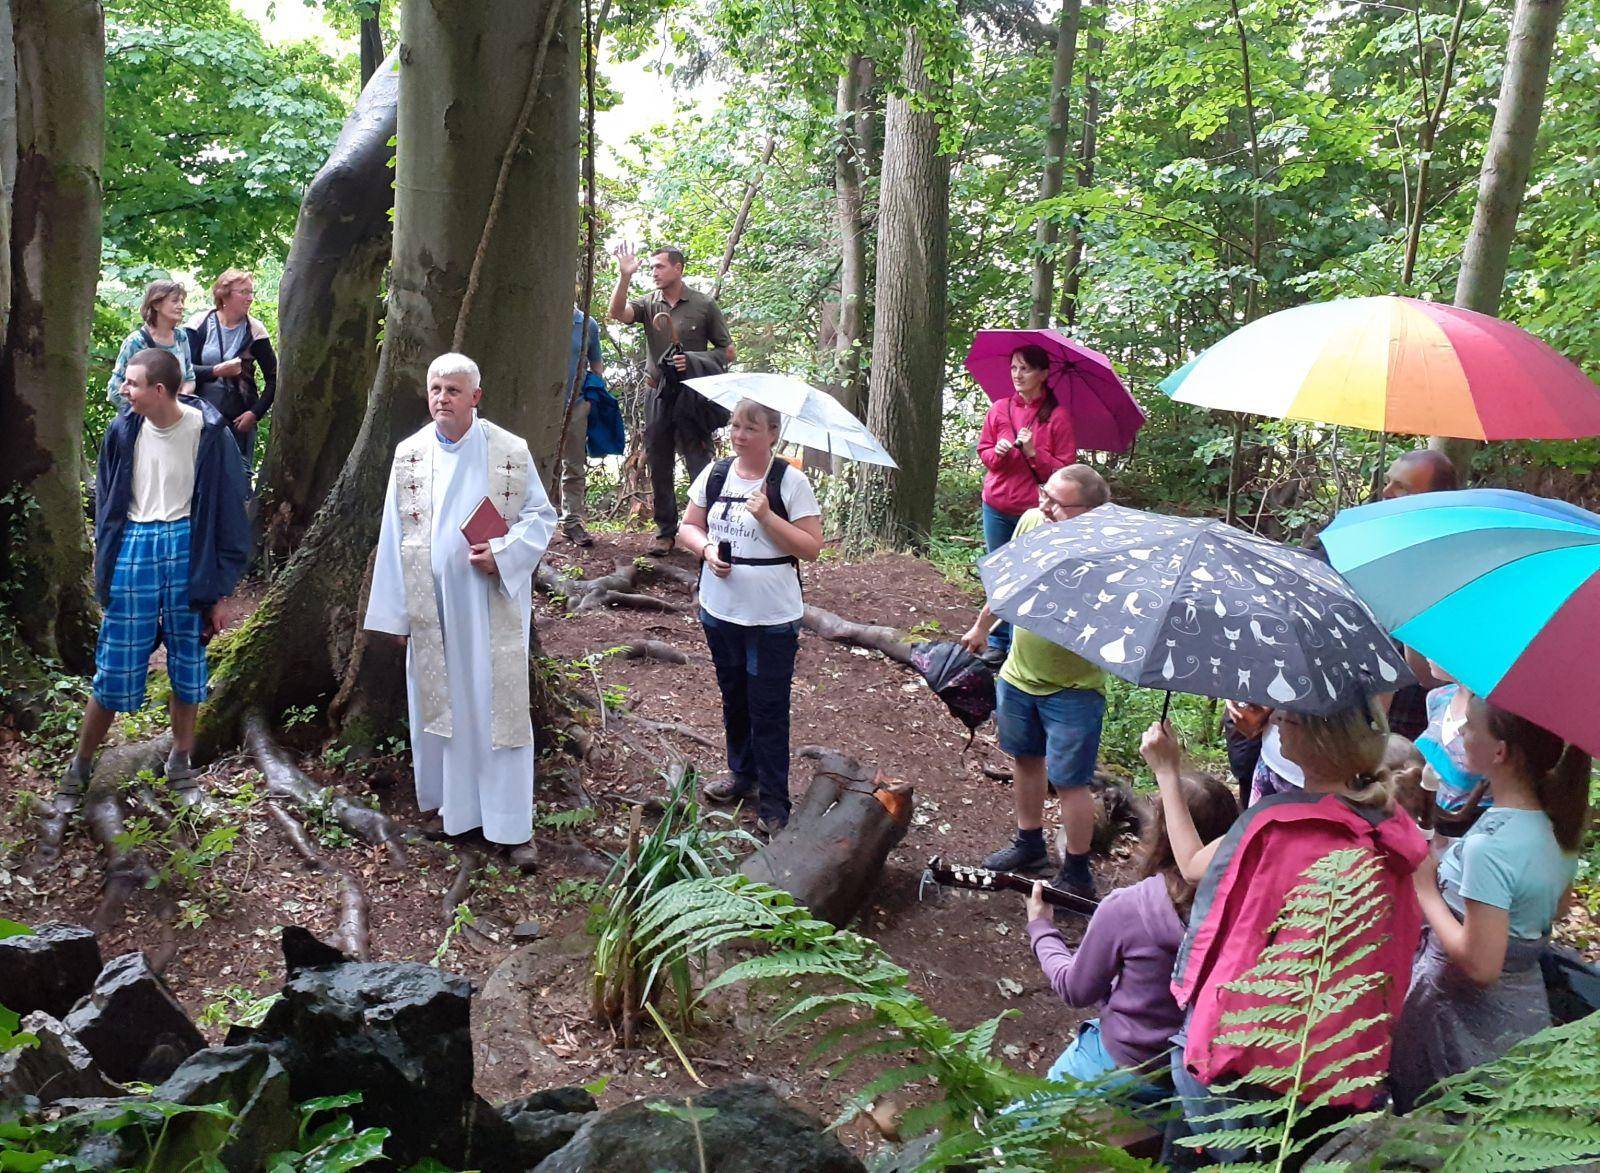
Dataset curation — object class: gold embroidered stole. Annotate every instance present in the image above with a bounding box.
[392,419,533,749]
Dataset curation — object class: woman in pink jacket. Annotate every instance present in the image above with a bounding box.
[977,344,1078,656]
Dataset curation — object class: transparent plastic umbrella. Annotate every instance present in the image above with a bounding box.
[683,371,898,468]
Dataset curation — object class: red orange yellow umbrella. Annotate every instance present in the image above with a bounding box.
[1160,296,1600,439]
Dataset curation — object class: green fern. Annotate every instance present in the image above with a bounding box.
[1360,1011,1600,1171]
[1181,847,1395,1171]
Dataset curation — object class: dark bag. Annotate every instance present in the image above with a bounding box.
[910,641,996,745]
[1542,944,1600,1025]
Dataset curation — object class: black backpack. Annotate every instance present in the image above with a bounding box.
[704,457,799,577]
[910,641,997,746]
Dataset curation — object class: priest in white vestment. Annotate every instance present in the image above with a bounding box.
[364,353,556,866]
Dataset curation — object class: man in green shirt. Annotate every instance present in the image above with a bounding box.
[962,465,1111,901]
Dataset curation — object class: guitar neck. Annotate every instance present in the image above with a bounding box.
[925,857,1099,917]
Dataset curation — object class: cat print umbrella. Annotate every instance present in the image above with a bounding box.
[978,504,1416,714]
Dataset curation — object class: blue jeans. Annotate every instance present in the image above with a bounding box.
[995,680,1105,789]
[699,609,800,824]
[981,502,1023,655]
[1047,1020,1169,1107]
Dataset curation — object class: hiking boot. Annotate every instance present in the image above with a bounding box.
[53,760,90,816]
[701,773,756,804]
[649,534,676,557]
[563,520,595,548]
[982,836,1050,874]
[1050,863,1099,920]
[509,842,539,873]
[755,816,788,839]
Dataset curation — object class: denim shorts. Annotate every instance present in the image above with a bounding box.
[995,678,1104,789]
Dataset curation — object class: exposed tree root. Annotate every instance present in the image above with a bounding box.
[537,560,685,613]
[267,803,372,960]
[801,604,915,666]
[243,712,407,869]
[441,848,481,917]
[583,640,692,666]
[624,715,718,751]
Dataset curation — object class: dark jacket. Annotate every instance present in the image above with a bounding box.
[656,346,732,433]
[186,310,279,420]
[95,396,252,610]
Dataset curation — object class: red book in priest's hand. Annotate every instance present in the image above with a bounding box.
[459,496,510,547]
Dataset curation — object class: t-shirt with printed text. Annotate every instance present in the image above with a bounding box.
[689,461,820,627]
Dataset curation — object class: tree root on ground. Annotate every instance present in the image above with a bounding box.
[267,803,371,960]
[243,712,407,868]
[536,559,687,613]
[581,640,692,665]
[801,604,914,666]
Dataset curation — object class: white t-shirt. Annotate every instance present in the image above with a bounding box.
[128,405,203,523]
[689,460,820,626]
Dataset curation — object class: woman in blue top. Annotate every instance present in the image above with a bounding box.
[106,280,196,406]
[1391,694,1589,1111]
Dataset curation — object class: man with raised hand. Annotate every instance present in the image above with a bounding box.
[364,354,557,870]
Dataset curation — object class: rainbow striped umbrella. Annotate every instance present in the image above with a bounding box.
[1322,489,1600,755]
[1160,296,1600,439]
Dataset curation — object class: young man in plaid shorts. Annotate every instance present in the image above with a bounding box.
[54,348,250,812]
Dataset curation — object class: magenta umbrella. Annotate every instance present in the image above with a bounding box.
[964,328,1144,454]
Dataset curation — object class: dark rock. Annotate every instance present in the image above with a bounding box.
[534,1080,865,1173]
[512,919,543,940]
[0,1012,119,1103]
[63,952,204,1083]
[281,925,351,976]
[253,958,518,1170]
[504,1106,595,1166]
[0,923,102,1018]
[502,1086,599,1116]
[152,1045,296,1173]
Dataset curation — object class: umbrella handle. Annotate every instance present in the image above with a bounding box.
[1160,690,1173,723]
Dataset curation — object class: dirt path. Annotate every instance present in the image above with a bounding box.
[0,533,1131,1159]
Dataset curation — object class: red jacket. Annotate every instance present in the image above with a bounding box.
[977,394,1078,515]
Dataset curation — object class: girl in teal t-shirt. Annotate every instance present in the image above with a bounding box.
[1391,694,1588,1111]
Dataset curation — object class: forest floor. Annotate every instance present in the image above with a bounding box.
[5,532,1597,1164]
[0,532,1136,1161]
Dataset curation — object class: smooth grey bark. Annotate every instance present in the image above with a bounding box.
[0,0,15,345]
[1027,0,1081,328]
[833,55,867,416]
[845,33,950,553]
[199,0,580,751]
[257,52,398,556]
[1059,7,1099,328]
[0,0,103,683]
[1431,0,1566,475]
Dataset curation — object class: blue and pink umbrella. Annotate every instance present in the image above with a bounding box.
[1321,489,1600,755]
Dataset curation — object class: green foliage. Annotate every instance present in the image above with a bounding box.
[0,1097,237,1171]
[1362,1011,1600,1171]
[1178,848,1392,1170]
[536,806,599,832]
[266,1092,391,1172]
[432,903,477,968]
[198,981,281,1030]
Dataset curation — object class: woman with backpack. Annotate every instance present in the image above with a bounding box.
[106,280,196,406]
[975,344,1077,658]
[1140,699,1428,1165]
[1024,772,1238,1106]
[1389,697,1588,1112]
[188,269,278,464]
[676,399,823,835]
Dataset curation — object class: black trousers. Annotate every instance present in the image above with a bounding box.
[644,389,716,539]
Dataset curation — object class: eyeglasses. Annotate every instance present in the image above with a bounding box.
[1041,491,1086,513]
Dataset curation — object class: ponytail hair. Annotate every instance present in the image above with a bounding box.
[1483,701,1591,853]
[1139,771,1240,921]
[1287,694,1394,810]
[1011,344,1059,424]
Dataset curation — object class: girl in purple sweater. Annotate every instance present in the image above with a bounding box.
[1027,772,1238,1099]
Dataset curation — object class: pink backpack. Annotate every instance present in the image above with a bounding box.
[1171,791,1427,1108]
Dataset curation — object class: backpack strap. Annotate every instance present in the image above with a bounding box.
[706,457,801,575]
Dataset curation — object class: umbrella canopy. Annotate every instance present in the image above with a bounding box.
[683,371,897,468]
[1321,488,1600,756]
[980,504,1414,714]
[964,328,1144,454]
[1160,296,1600,440]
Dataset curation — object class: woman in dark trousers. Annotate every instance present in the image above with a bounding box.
[188,268,278,468]
[676,399,824,835]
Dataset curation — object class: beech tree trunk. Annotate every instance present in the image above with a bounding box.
[845,33,949,553]
[359,4,384,85]
[1059,9,1100,328]
[199,0,579,754]
[1430,0,1565,476]
[257,52,398,559]
[833,54,868,415]
[0,0,14,344]
[1027,0,1081,329]
[0,0,102,689]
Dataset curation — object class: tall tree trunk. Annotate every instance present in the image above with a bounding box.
[1400,0,1468,287]
[0,0,15,345]
[0,0,102,686]
[359,2,384,85]
[845,34,949,553]
[1058,7,1099,328]
[257,52,398,559]
[199,0,579,753]
[1430,0,1565,475]
[713,134,774,299]
[833,55,867,415]
[1027,0,1081,329]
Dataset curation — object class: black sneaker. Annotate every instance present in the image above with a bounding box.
[982,837,1050,873]
[1050,863,1099,908]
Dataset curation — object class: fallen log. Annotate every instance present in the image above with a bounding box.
[739,747,914,927]
[801,604,914,666]
[243,712,407,868]
[267,803,371,960]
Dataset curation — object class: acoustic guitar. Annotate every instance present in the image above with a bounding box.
[921,855,1100,918]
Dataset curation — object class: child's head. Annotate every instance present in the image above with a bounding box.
[1275,694,1392,808]
[1141,771,1239,920]
[1378,734,1428,826]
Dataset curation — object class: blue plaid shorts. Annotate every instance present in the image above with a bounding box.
[92,519,208,712]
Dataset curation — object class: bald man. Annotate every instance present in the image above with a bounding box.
[1383,448,1459,499]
